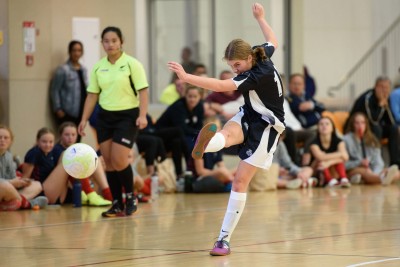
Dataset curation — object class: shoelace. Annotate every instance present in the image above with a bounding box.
[216,235,229,248]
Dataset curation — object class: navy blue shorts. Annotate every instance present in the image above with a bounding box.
[230,108,282,169]
[96,107,139,148]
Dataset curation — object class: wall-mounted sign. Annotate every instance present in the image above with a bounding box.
[23,21,35,53]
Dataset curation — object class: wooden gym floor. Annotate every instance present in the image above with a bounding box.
[1,185,400,267]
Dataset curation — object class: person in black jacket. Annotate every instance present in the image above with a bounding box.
[347,76,400,166]
[155,86,204,151]
[287,73,325,129]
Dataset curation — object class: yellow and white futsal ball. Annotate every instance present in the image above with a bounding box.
[62,143,98,178]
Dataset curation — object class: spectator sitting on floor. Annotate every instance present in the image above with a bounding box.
[155,86,205,152]
[187,117,234,193]
[309,117,350,188]
[273,132,314,189]
[0,125,48,211]
[343,112,399,185]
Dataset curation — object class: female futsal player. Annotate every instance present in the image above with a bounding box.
[168,2,285,256]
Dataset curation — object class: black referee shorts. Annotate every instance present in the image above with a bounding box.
[96,107,139,148]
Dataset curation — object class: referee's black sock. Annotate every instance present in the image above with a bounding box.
[106,171,123,208]
[117,165,134,197]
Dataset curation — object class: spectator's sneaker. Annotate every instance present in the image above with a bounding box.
[87,192,112,206]
[286,178,302,189]
[101,200,125,217]
[125,194,138,216]
[29,196,48,209]
[192,123,217,159]
[381,165,398,186]
[327,178,339,187]
[210,237,231,256]
[81,191,88,205]
[340,178,351,188]
[135,193,150,203]
[350,174,362,184]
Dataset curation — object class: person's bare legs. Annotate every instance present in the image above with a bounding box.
[231,161,258,193]
[195,120,244,159]
[42,164,70,204]
[218,121,244,148]
[0,179,22,211]
[91,160,110,190]
[18,180,43,200]
[348,168,381,184]
[0,180,21,202]
[100,140,114,171]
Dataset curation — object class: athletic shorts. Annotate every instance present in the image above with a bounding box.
[229,108,282,169]
[96,107,139,148]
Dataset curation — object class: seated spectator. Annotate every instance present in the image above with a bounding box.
[53,122,112,205]
[273,133,314,189]
[161,64,208,105]
[343,112,399,185]
[309,117,350,187]
[390,85,400,125]
[126,147,152,203]
[0,179,46,211]
[187,118,234,193]
[347,76,400,166]
[141,114,190,178]
[192,63,207,77]
[0,125,48,210]
[204,70,243,122]
[192,63,210,99]
[283,97,316,165]
[281,73,316,165]
[287,73,325,129]
[136,134,167,176]
[155,86,205,152]
[21,127,107,205]
[160,74,187,105]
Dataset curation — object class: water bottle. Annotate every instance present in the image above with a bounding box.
[72,180,82,207]
[151,172,159,200]
[184,171,193,193]
[176,177,185,193]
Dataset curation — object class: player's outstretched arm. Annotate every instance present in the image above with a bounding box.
[252,2,278,49]
[168,62,236,92]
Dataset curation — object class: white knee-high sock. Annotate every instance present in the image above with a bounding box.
[205,132,226,153]
[218,191,247,242]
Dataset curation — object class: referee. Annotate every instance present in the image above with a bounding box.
[78,26,149,217]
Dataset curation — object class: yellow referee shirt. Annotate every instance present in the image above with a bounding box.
[87,52,148,111]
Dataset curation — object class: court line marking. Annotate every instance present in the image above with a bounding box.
[346,257,400,266]
[2,191,400,266]
[1,205,399,232]
[2,227,400,266]
[69,252,400,267]
[1,190,398,232]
